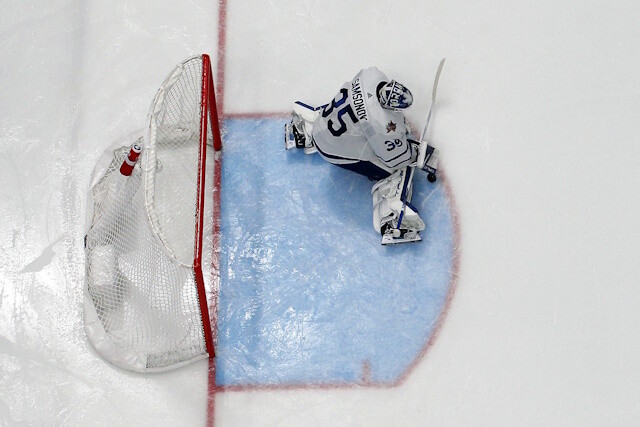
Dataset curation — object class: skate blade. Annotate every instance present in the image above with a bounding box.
[381,231,422,245]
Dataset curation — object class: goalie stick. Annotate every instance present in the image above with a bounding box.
[395,58,446,236]
[417,58,446,169]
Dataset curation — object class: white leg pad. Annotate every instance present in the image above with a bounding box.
[293,102,319,141]
[373,198,425,233]
[286,102,320,153]
[293,102,321,125]
[371,169,403,202]
[371,168,424,238]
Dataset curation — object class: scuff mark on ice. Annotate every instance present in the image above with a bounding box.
[20,235,65,273]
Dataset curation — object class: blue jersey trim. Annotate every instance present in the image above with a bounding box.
[295,100,322,111]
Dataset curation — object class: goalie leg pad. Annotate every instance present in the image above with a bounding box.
[373,197,425,233]
[284,102,320,153]
[371,169,403,206]
[371,168,415,209]
[372,167,425,244]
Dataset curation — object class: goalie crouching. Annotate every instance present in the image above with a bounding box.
[285,66,438,245]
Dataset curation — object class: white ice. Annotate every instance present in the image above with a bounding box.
[2,0,640,425]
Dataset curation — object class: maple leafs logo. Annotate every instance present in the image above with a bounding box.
[386,121,396,133]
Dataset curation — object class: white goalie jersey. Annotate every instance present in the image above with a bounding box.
[311,67,416,173]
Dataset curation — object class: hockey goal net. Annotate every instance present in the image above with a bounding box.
[84,54,222,372]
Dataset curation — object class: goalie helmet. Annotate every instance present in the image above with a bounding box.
[377,80,413,110]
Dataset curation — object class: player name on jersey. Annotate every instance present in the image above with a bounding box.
[351,78,368,121]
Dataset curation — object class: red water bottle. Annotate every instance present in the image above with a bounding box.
[120,143,142,176]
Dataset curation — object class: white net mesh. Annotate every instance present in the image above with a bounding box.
[84,55,218,372]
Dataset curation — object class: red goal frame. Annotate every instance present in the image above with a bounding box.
[194,53,222,358]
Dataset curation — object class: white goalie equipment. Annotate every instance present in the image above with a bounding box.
[372,168,426,244]
[284,101,320,154]
[84,54,222,372]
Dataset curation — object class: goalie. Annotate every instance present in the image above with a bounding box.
[285,66,439,245]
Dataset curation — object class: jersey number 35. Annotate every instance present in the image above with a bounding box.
[322,88,359,137]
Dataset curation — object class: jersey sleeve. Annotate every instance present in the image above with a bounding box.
[365,114,415,169]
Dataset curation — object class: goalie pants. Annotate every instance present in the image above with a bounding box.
[313,139,392,181]
[335,161,392,181]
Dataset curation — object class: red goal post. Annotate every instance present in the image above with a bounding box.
[195,54,221,358]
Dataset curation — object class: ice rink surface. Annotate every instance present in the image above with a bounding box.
[2,0,640,425]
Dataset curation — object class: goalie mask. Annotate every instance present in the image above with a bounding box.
[377,80,413,110]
